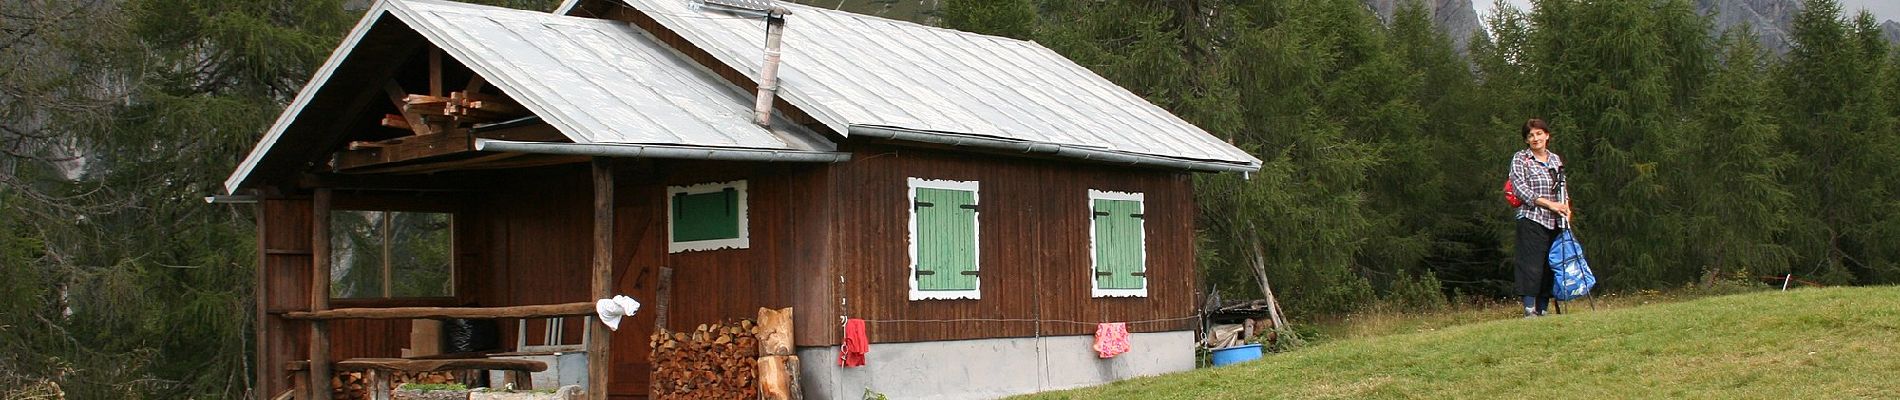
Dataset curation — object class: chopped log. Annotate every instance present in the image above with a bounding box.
[757,355,800,400]
[402,94,452,105]
[283,302,593,320]
[756,308,793,356]
[380,114,411,130]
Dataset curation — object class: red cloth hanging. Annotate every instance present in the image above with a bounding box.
[839,318,868,367]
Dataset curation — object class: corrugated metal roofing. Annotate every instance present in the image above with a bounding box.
[617,0,1262,169]
[225,0,829,193]
[394,0,826,149]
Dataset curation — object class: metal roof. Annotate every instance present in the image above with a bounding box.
[614,0,1262,170]
[224,0,831,193]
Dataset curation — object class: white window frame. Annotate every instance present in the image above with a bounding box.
[667,180,750,253]
[907,177,982,301]
[1089,189,1148,298]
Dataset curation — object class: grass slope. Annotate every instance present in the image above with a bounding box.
[1015,287,1900,399]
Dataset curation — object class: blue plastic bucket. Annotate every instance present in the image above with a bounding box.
[1210,344,1262,366]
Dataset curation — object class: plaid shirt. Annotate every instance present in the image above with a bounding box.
[1510,149,1566,229]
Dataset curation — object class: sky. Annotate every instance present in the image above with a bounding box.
[1473,0,1900,24]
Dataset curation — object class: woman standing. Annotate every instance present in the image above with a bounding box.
[1509,119,1571,317]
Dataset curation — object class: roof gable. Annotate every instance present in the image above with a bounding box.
[225,0,829,193]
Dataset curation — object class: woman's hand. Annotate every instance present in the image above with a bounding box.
[1549,201,1572,220]
[1539,199,1573,220]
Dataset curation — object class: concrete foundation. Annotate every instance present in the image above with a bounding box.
[796,330,1195,400]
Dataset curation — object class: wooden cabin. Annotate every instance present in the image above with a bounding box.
[224,0,1260,399]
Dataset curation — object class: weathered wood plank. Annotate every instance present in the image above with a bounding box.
[282,302,594,320]
[589,157,614,399]
[384,81,437,136]
[335,358,546,373]
[331,129,475,171]
[310,188,333,400]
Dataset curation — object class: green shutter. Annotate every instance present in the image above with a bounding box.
[673,188,740,242]
[1094,199,1144,290]
[915,187,978,291]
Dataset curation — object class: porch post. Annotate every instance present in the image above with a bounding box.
[311,188,334,400]
[589,158,614,399]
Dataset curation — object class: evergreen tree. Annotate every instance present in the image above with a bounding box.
[939,0,1036,40]
[1673,27,1794,280]
[1524,0,1690,287]
[1777,0,1897,284]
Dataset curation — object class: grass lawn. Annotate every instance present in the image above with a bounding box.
[1012,286,1900,399]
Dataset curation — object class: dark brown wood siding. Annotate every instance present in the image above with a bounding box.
[458,161,833,396]
[822,144,1200,344]
[258,198,312,398]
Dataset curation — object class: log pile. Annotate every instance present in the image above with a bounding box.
[649,320,760,399]
[332,371,458,400]
[386,91,530,133]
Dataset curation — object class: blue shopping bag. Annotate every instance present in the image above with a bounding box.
[1547,228,1596,301]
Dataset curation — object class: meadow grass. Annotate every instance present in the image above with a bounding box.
[1013,286,1900,399]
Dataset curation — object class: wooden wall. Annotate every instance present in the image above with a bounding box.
[460,161,831,398]
[255,144,1202,398]
[257,198,312,399]
[818,144,1201,344]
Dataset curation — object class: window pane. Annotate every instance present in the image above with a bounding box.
[330,211,386,299]
[673,189,739,242]
[389,212,453,297]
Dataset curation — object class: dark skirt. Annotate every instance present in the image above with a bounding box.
[1514,218,1558,297]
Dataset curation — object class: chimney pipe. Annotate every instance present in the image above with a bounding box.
[753,9,788,127]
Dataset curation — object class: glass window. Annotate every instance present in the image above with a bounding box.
[331,211,453,299]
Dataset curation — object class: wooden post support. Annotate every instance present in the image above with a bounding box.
[311,188,333,400]
[254,199,270,400]
[588,157,614,399]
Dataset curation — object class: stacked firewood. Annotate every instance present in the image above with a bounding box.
[332,371,457,400]
[382,90,529,134]
[649,320,761,399]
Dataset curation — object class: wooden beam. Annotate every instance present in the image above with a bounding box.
[464,75,486,94]
[335,153,526,176]
[282,302,595,320]
[384,81,438,136]
[310,188,333,400]
[336,358,547,373]
[253,197,270,400]
[474,123,567,143]
[589,157,614,399]
[379,114,410,131]
[332,129,475,171]
[429,48,444,97]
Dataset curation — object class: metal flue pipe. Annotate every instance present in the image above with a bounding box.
[754,8,790,127]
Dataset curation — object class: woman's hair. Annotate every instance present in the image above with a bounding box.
[1521,118,1549,139]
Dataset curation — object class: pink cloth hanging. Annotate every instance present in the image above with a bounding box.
[839,318,868,367]
[1093,322,1131,358]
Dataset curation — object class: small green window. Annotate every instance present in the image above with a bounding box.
[909,178,981,300]
[1090,190,1146,297]
[669,181,749,252]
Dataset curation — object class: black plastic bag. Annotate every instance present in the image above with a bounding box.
[442,318,500,353]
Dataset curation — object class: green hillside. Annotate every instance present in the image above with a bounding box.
[1016,287,1900,399]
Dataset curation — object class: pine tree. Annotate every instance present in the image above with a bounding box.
[1778,0,1896,284]
[1673,27,1794,280]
